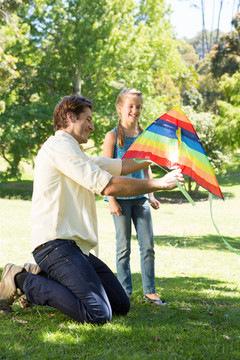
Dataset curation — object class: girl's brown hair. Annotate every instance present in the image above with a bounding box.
[116,89,144,148]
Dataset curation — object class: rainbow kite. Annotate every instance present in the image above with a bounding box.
[122,105,224,200]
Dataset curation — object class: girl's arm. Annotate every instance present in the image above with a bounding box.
[143,166,160,210]
[103,130,116,158]
[103,130,122,216]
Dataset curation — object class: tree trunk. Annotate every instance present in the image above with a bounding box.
[187,177,192,194]
[201,0,207,58]
[209,0,215,49]
[74,65,82,96]
[216,0,224,43]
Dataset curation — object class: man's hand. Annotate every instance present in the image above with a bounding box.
[159,168,184,190]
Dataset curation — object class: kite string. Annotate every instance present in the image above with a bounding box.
[209,193,240,256]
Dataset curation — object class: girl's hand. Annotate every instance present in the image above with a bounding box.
[109,198,122,216]
[149,194,160,210]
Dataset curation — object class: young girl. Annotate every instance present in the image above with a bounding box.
[103,88,168,305]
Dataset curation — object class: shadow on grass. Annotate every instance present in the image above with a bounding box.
[0,181,104,202]
[130,273,240,307]
[217,171,240,187]
[1,271,240,359]
[0,180,33,200]
[152,234,240,252]
[132,234,240,253]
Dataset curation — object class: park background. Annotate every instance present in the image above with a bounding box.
[0,0,240,359]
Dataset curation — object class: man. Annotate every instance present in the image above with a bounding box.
[0,95,184,323]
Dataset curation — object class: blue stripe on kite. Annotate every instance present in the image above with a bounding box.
[181,128,199,141]
[151,119,200,143]
[152,118,199,142]
[181,135,207,155]
[150,119,178,131]
[147,122,178,139]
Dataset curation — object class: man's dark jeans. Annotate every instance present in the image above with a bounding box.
[23,239,130,324]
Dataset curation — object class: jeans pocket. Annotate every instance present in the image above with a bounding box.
[37,254,49,267]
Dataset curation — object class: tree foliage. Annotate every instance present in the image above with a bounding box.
[210,12,240,78]
[0,14,21,113]
[0,9,51,178]
[217,71,240,149]
[0,0,238,182]
[0,0,187,177]
[188,29,222,60]
[195,54,222,112]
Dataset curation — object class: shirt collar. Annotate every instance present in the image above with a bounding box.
[55,130,83,150]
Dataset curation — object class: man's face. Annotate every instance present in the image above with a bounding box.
[68,107,94,144]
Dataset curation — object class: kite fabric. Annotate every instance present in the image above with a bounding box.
[122,105,224,200]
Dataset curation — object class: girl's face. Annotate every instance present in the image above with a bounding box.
[117,94,142,125]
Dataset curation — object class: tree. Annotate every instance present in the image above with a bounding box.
[177,0,225,59]
[188,29,222,60]
[216,71,240,149]
[178,41,199,67]
[0,13,22,114]
[210,11,240,78]
[0,0,24,21]
[196,54,222,112]
[0,10,51,178]
[174,41,202,110]
[0,0,187,178]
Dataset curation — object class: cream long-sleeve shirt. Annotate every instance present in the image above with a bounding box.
[31,130,122,254]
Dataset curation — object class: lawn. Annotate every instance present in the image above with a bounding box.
[0,161,240,359]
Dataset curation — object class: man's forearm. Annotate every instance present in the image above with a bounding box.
[121,158,151,176]
[102,169,184,197]
[102,177,157,197]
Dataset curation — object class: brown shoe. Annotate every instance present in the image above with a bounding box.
[18,263,42,309]
[0,263,24,314]
[24,263,41,274]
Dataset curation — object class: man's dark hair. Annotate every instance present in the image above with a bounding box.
[53,95,93,131]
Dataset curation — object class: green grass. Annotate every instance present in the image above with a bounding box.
[0,159,33,200]
[0,160,240,359]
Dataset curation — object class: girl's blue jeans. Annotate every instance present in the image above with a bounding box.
[112,197,156,295]
[23,239,130,324]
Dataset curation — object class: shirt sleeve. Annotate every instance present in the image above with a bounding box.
[90,155,122,176]
[45,135,121,195]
